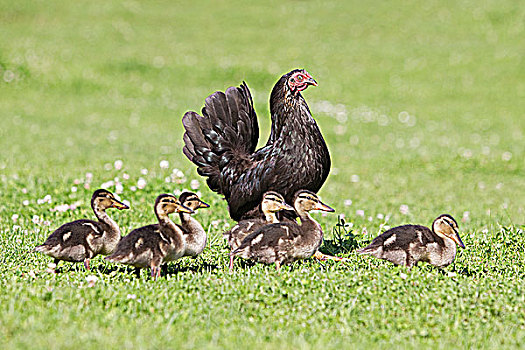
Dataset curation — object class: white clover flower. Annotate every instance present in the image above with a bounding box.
[190,180,200,190]
[38,195,52,204]
[211,220,220,229]
[11,214,19,222]
[344,199,352,206]
[137,178,147,189]
[101,180,114,189]
[140,168,148,175]
[32,215,41,224]
[114,160,123,170]
[502,152,512,161]
[159,160,170,169]
[86,275,98,287]
[115,183,124,194]
[51,204,70,212]
[400,205,409,215]
[356,210,365,217]
[172,168,184,178]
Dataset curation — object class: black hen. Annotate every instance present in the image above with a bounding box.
[182,69,331,221]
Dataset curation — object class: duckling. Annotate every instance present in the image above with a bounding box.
[230,190,335,271]
[105,194,193,280]
[223,191,293,251]
[35,189,129,271]
[177,191,210,257]
[358,214,465,268]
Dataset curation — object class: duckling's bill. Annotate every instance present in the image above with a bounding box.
[314,201,335,212]
[111,199,129,210]
[198,200,210,209]
[180,204,195,214]
[281,202,294,211]
[452,231,466,249]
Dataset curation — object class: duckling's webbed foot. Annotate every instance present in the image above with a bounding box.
[228,254,235,272]
[53,259,60,272]
[313,251,348,262]
[83,259,91,271]
[150,266,161,281]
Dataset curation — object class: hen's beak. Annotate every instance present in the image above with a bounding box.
[306,77,318,87]
[314,201,335,212]
[198,200,210,209]
[111,199,129,210]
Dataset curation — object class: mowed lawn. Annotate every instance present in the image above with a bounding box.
[1,0,524,348]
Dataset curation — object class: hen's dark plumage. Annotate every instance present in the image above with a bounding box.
[182,69,330,221]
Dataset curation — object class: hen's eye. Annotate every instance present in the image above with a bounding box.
[296,75,304,82]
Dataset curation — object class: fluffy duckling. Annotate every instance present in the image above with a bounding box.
[358,214,465,268]
[177,192,210,257]
[223,191,293,251]
[105,194,193,280]
[230,190,335,271]
[35,189,129,271]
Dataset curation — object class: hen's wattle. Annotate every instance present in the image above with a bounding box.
[182,69,331,221]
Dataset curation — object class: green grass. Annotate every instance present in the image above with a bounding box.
[1,0,524,348]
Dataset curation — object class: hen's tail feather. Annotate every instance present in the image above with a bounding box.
[182,82,259,197]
